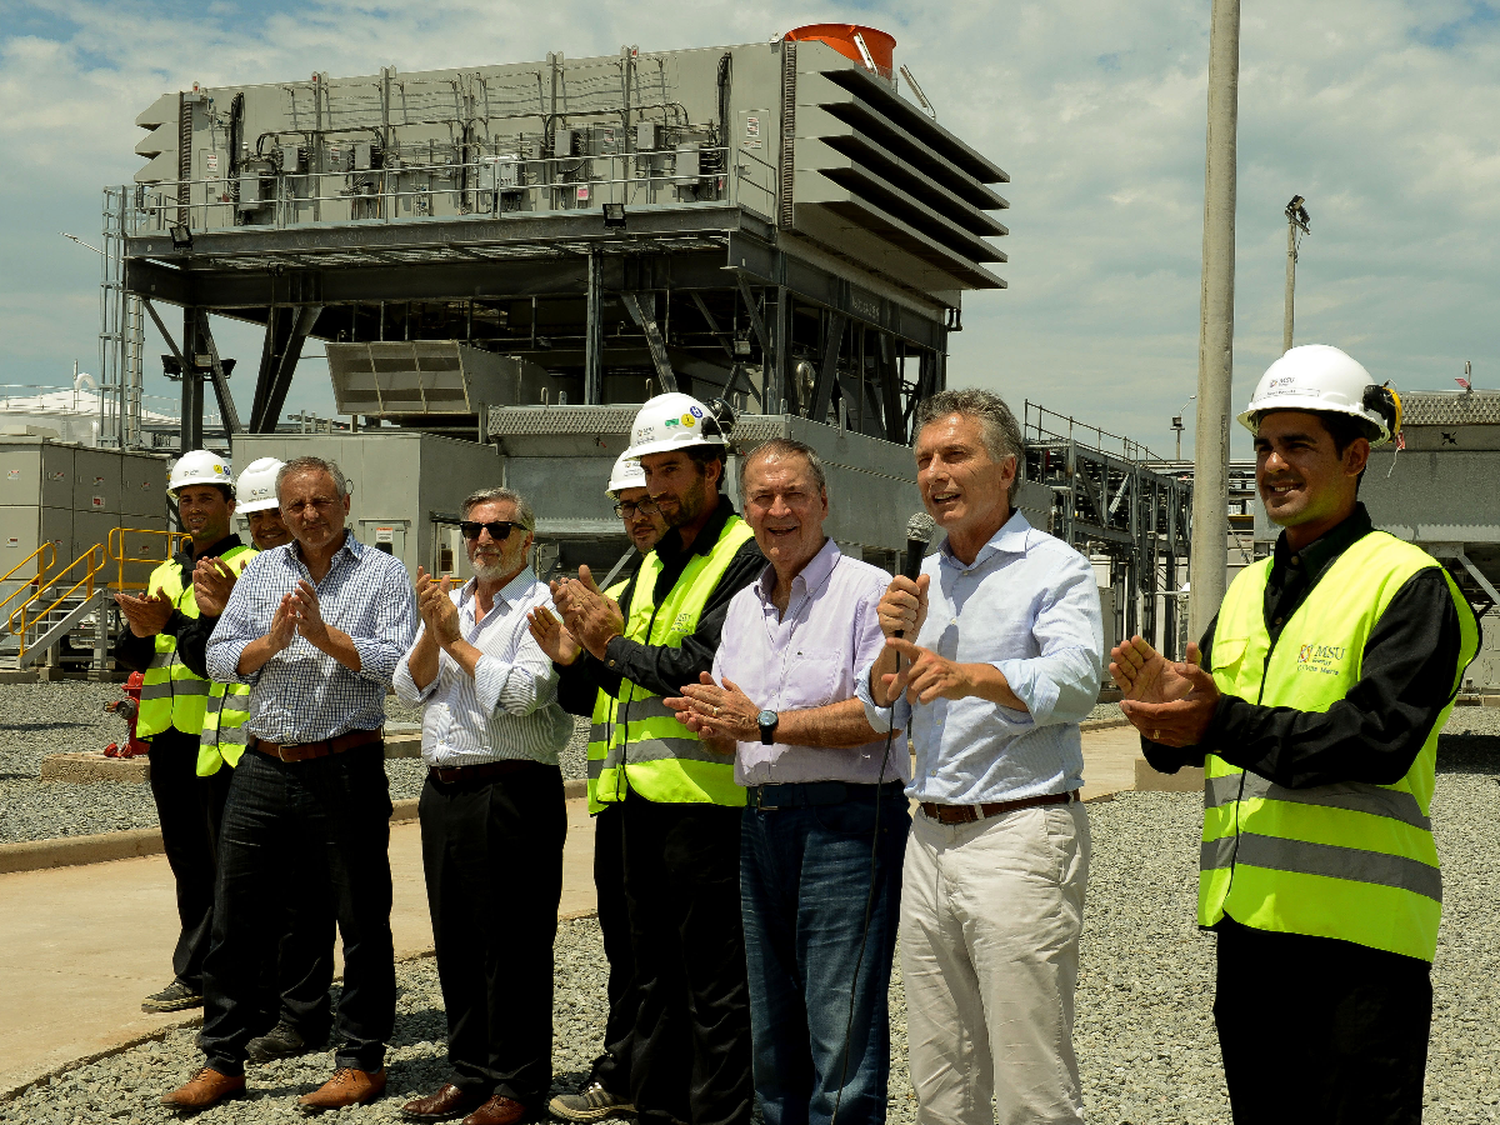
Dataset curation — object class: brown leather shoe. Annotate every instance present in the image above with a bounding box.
[298,1066,388,1112]
[404,1083,490,1121]
[464,1094,531,1125]
[160,1066,246,1111]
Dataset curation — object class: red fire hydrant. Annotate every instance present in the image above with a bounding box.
[103,671,150,758]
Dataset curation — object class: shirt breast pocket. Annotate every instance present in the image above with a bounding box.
[785,648,843,709]
[1209,635,1250,682]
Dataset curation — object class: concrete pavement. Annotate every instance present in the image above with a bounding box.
[0,719,1144,1101]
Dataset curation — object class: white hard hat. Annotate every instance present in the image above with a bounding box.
[168,450,234,499]
[622,392,728,460]
[607,452,647,495]
[1237,344,1400,447]
[235,457,285,513]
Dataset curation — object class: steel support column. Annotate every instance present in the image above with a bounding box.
[584,249,604,404]
[180,308,204,452]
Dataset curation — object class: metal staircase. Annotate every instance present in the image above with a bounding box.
[0,529,189,674]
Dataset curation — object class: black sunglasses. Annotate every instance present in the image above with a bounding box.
[459,520,523,541]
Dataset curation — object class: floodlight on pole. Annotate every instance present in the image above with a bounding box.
[1283,195,1310,354]
[1172,394,1197,460]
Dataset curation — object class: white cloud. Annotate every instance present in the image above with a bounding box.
[1,0,1496,453]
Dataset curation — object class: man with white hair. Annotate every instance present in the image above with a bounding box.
[396,487,573,1125]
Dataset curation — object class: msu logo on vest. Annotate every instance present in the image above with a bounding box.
[1296,642,1347,675]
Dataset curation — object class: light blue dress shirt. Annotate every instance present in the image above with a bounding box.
[392,569,572,768]
[857,510,1103,804]
[206,532,418,742]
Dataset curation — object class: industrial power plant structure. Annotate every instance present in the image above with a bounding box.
[11,25,1198,672]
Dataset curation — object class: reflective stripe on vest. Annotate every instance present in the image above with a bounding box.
[1200,530,1478,961]
[197,681,252,776]
[585,579,631,815]
[593,517,755,808]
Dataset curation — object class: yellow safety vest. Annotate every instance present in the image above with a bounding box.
[593,517,755,808]
[585,578,631,815]
[1202,530,1478,962]
[136,545,255,748]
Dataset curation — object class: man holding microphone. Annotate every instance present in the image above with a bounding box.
[858,389,1102,1125]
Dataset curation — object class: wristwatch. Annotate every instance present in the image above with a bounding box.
[756,709,779,745]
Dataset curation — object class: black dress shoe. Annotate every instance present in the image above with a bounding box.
[403,1083,490,1121]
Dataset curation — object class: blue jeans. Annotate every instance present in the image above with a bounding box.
[741,784,910,1125]
[201,744,395,1075]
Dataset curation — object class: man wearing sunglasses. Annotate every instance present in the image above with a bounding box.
[397,488,573,1125]
[548,394,765,1125]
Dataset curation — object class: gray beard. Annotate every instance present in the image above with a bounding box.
[470,555,509,580]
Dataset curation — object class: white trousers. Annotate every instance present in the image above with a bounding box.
[901,801,1090,1125]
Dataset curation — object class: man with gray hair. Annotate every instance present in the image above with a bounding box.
[165,455,418,1115]
[857,390,1102,1125]
[666,438,906,1125]
[395,488,573,1125]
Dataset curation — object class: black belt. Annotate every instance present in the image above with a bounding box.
[746,779,905,810]
[428,759,539,786]
[920,790,1079,825]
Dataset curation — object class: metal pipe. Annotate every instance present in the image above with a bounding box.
[1189,0,1240,641]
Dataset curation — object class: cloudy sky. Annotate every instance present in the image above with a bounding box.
[1,0,1495,456]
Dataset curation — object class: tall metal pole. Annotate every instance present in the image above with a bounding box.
[1283,218,1297,354]
[1188,0,1241,641]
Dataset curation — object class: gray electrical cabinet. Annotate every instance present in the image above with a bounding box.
[229,431,501,581]
[0,438,172,613]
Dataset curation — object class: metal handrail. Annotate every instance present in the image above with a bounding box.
[9,544,109,656]
[0,542,56,618]
[108,526,192,591]
[120,144,781,234]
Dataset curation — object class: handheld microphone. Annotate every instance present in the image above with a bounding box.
[898,512,935,638]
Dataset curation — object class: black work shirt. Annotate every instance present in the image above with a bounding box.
[556,496,764,715]
[113,533,246,679]
[1143,504,1469,789]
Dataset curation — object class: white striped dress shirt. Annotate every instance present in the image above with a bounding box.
[392,569,572,768]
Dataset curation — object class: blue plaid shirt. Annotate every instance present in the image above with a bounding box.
[206,532,418,742]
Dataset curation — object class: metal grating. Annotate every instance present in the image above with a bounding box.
[487,405,638,436]
[1400,391,1500,427]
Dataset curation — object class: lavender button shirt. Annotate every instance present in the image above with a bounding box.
[712,538,909,788]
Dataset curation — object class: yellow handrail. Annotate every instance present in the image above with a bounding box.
[108,527,192,592]
[0,542,56,618]
[10,544,110,656]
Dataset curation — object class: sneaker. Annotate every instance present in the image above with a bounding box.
[549,1081,635,1122]
[247,1020,324,1063]
[142,981,203,1013]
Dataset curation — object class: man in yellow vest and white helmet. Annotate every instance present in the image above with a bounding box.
[1110,345,1479,1123]
[549,394,764,1125]
[114,449,256,1014]
[530,452,667,1122]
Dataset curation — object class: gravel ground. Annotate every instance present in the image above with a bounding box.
[1,686,1495,1121]
[0,683,590,844]
[3,712,1497,1122]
